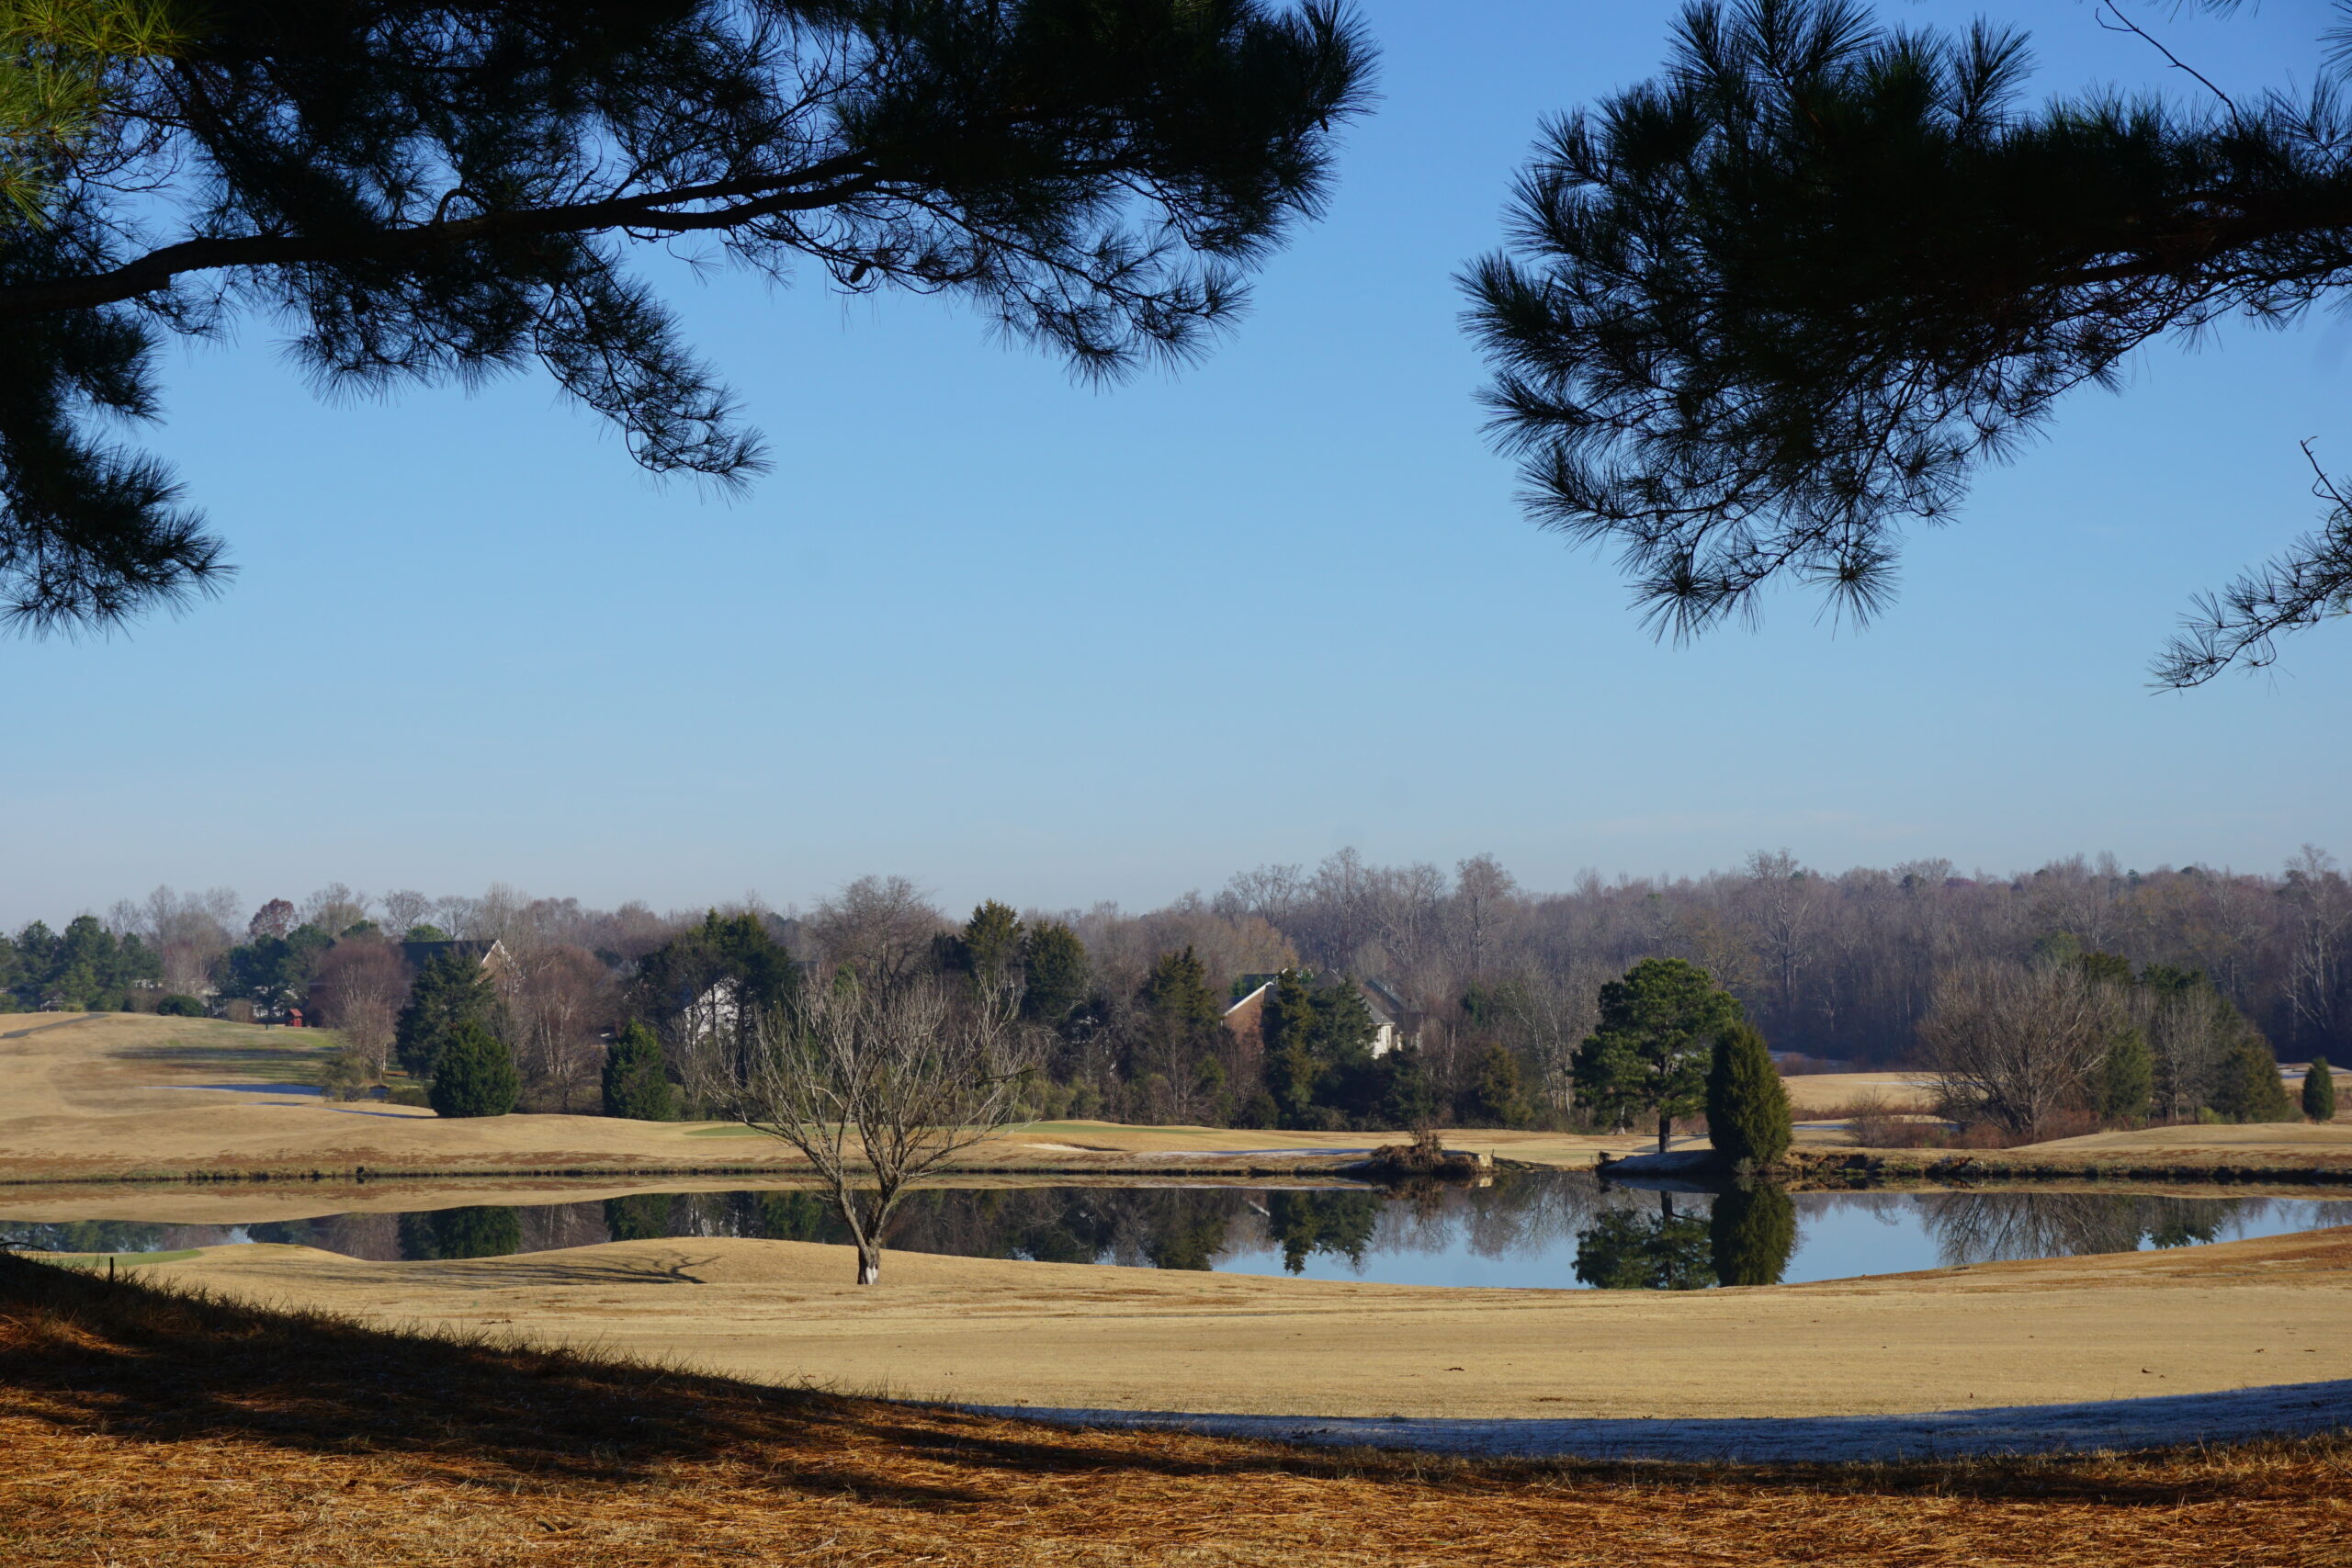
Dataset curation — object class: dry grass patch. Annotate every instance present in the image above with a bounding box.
[4,1253,2348,1565]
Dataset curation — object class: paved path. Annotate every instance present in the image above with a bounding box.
[0,1014,99,1042]
[974,1380,2352,1462]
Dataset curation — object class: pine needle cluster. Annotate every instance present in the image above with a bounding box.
[1465,0,2352,682]
[0,1,1373,631]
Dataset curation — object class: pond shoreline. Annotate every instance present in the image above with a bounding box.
[1780,1148,2352,1190]
[7,1144,2352,1190]
[0,1156,1390,1189]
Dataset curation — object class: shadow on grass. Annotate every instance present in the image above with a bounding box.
[119,1041,335,1070]
[0,1251,2335,1519]
[0,1251,993,1510]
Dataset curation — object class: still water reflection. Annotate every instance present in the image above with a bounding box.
[11,1177,2346,1291]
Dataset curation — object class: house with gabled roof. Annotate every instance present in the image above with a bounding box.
[1223,972,1411,1058]
[401,938,516,987]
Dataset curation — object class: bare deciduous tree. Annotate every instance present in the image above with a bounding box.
[696,974,1037,1284]
[110,886,242,994]
[1451,853,1520,980]
[2143,982,2239,1122]
[2282,846,2352,1049]
[1920,963,2117,1135]
[306,936,412,1082]
[300,884,372,936]
[509,942,612,1111]
[379,890,435,938]
[805,876,946,984]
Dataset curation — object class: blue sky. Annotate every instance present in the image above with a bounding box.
[6,0,2349,927]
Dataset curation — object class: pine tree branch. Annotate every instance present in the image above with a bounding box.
[0,159,882,318]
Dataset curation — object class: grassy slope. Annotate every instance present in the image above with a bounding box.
[4,1252,2346,1568]
[57,1226,2352,1420]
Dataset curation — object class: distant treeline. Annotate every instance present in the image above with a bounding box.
[6,847,2348,1125]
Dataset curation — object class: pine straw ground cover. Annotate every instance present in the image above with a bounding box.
[3,1253,2346,1568]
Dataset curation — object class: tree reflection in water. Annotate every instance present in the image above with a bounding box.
[397,1205,524,1260]
[1573,1193,1715,1290]
[1566,1186,1800,1291]
[15,1179,2338,1282]
[1917,1192,2267,1268]
[1709,1184,1797,1287]
[0,1220,167,1254]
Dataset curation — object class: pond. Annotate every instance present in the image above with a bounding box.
[11,1176,2347,1290]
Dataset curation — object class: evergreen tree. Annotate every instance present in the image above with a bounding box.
[1708,1184,1797,1288]
[602,1021,678,1122]
[1459,1042,1530,1128]
[1379,1046,1440,1131]
[625,910,797,1079]
[943,901,1025,988]
[3,2,1371,634]
[1139,946,1220,1028]
[6,913,162,1010]
[2075,950,2134,989]
[1261,968,1326,1127]
[2303,1057,2338,1123]
[1573,958,1744,1153]
[1132,945,1235,1122]
[395,948,497,1078]
[216,922,333,1016]
[2211,1035,2295,1124]
[1258,968,1381,1129]
[1464,0,2352,684]
[2098,1027,2155,1124]
[1020,920,1091,1025]
[1705,1021,1792,1168]
[427,1021,519,1119]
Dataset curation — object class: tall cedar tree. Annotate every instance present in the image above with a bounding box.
[0,1,1372,633]
[1259,968,1377,1129]
[1261,968,1324,1125]
[1466,0,2352,683]
[2098,1027,2155,1122]
[1135,946,1229,1121]
[602,1021,679,1122]
[1704,1021,1792,1168]
[1020,920,1091,1025]
[394,949,498,1078]
[1459,1041,1530,1128]
[1574,957,1744,1153]
[1380,1047,1439,1130]
[2301,1057,2337,1122]
[940,902,1024,989]
[1139,946,1220,1027]
[2211,1035,2295,1124]
[2083,949,2152,1123]
[427,1021,519,1119]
